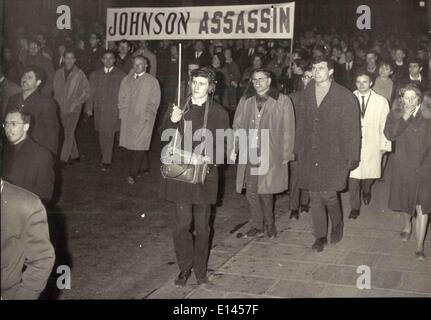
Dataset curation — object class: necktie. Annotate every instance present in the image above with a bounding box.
[361,96,365,118]
[135,74,140,79]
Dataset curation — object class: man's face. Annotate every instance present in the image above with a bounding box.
[345,52,354,63]
[21,71,41,92]
[409,63,422,77]
[133,57,147,74]
[4,112,29,145]
[394,49,405,62]
[252,71,271,95]
[29,42,40,56]
[356,75,372,93]
[36,34,45,45]
[366,53,377,66]
[89,34,99,48]
[118,42,130,55]
[417,49,428,61]
[139,40,148,49]
[102,53,115,68]
[191,76,210,99]
[252,56,262,69]
[402,90,419,108]
[64,53,76,70]
[379,64,393,77]
[312,61,333,83]
[194,41,204,52]
[312,48,324,59]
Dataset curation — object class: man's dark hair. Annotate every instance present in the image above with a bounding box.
[294,59,310,72]
[28,38,41,47]
[102,50,117,58]
[119,39,130,46]
[21,65,45,84]
[191,67,216,84]
[5,108,31,124]
[252,68,272,80]
[354,71,372,81]
[312,55,335,71]
[407,58,424,69]
[64,49,77,58]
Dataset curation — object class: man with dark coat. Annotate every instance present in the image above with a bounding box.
[87,50,126,171]
[2,109,55,203]
[335,50,358,91]
[1,179,55,300]
[25,39,55,96]
[396,58,430,94]
[83,33,104,77]
[115,40,134,75]
[295,56,361,252]
[188,40,211,68]
[7,66,59,155]
[232,69,295,238]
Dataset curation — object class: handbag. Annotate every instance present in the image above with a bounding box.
[160,99,211,184]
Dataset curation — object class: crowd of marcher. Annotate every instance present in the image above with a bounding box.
[1,19,430,298]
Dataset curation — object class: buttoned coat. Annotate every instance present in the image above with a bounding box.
[294,80,361,192]
[118,72,161,151]
[1,180,55,300]
[7,91,60,155]
[88,67,126,133]
[384,100,431,215]
[350,90,392,179]
[53,66,90,115]
[233,89,295,194]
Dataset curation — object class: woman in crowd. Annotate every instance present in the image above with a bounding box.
[384,85,431,260]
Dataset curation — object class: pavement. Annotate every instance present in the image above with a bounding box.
[148,170,431,299]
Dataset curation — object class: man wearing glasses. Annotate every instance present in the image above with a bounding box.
[2,108,55,204]
[232,69,295,239]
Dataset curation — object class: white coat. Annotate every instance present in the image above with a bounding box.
[350,90,392,179]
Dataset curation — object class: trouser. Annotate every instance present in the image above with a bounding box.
[172,204,211,278]
[349,178,375,210]
[98,131,116,164]
[309,191,343,239]
[289,161,310,210]
[129,150,149,177]
[60,111,81,162]
[245,172,274,229]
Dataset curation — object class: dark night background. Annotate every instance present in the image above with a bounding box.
[2,0,430,37]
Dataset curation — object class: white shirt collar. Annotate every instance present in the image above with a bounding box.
[409,74,422,82]
[104,66,113,73]
[134,71,145,78]
[191,96,207,106]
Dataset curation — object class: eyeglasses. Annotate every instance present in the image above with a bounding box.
[251,77,268,83]
[2,121,25,128]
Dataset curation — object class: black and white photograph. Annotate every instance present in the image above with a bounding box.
[0,0,430,310]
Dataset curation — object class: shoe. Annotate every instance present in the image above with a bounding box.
[196,276,209,285]
[127,175,136,185]
[289,210,299,220]
[415,251,426,261]
[331,222,344,244]
[99,163,111,172]
[300,204,310,213]
[362,192,371,205]
[265,223,277,239]
[400,231,412,241]
[312,237,328,252]
[349,209,360,220]
[174,270,191,287]
[245,227,263,238]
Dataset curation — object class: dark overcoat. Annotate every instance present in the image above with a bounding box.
[384,100,431,215]
[7,91,60,155]
[3,138,55,202]
[294,80,361,192]
[88,66,126,133]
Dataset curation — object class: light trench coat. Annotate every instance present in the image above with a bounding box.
[350,90,392,179]
[118,72,161,151]
[233,89,295,194]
